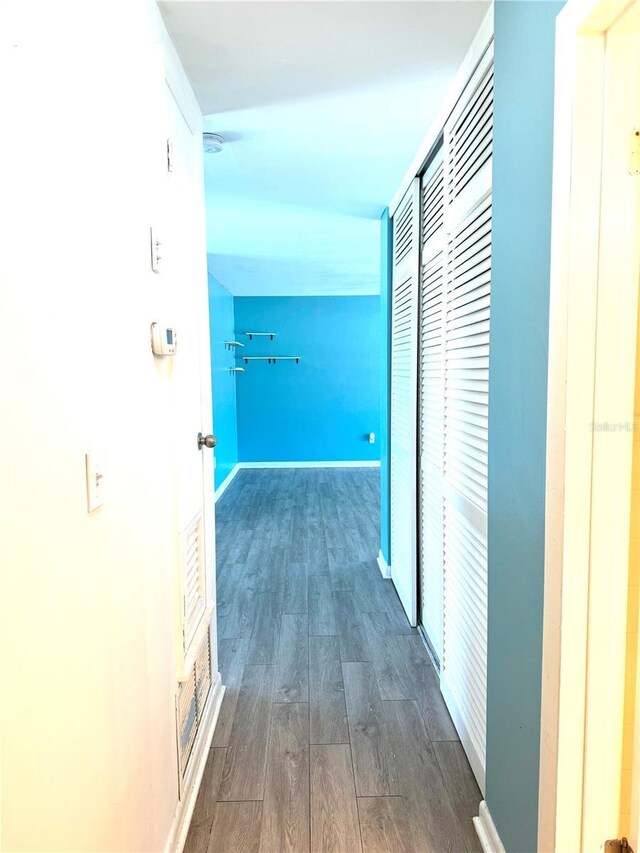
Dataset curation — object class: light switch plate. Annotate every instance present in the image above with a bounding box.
[150,226,162,273]
[85,454,104,513]
[166,138,174,173]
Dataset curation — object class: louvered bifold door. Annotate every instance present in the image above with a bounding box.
[440,45,493,793]
[418,145,446,665]
[390,178,420,626]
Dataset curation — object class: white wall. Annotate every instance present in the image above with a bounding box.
[0,2,211,849]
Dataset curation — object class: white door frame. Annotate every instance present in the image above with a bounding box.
[539,1,640,850]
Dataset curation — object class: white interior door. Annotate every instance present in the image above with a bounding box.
[164,84,216,681]
[439,47,493,792]
[390,179,420,626]
[164,83,218,785]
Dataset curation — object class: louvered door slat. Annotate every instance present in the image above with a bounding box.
[449,291,490,319]
[448,325,490,345]
[454,105,492,169]
[444,615,487,689]
[451,71,493,149]
[177,671,197,776]
[447,449,487,482]
[195,630,212,711]
[421,160,445,248]
[182,511,206,653]
[390,179,420,626]
[454,109,493,169]
[394,190,416,266]
[451,250,492,283]
[176,630,213,787]
[447,456,487,489]
[446,535,488,594]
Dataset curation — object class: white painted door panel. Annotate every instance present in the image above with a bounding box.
[165,84,216,681]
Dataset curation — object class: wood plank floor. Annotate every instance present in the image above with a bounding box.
[186,468,481,853]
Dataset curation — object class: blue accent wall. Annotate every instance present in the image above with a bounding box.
[486,3,563,851]
[234,296,380,463]
[208,275,238,490]
[380,211,392,564]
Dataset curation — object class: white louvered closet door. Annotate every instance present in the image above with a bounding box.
[440,45,493,792]
[418,146,445,665]
[390,179,420,626]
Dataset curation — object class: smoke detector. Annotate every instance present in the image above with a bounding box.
[203,133,224,154]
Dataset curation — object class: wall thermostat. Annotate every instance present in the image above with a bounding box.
[151,322,177,356]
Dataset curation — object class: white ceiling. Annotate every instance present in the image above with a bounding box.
[160,0,489,296]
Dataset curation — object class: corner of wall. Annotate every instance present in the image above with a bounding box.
[486,3,564,851]
[207,273,240,489]
[380,209,392,564]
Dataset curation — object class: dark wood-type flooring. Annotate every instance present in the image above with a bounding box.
[185,468,481,853]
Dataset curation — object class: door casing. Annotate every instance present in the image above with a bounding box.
[539,1,640,849]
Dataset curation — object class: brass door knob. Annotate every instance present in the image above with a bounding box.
[197,432,217,450]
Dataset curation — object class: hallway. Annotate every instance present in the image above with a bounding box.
[185,468,481,853]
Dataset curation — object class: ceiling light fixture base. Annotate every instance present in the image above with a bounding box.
[203,132,224,154]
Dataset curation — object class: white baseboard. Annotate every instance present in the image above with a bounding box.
[473,801,506,853]
[214,463,241,502]
[237,460,381,469]
[215,461,380,504]
[376,550,391,578]
[164,673,225,853]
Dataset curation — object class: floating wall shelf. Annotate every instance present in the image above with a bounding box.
[241,356,300,365]
[225,341,245,350]
[245,332,276,341]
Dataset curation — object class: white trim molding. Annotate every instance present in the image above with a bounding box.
[237,461,380,469]
[214,463,241,503]
[215,461,380,503]
[474,801,506,853]
[376,550,391,579]
[164,674,225,853]
[539,2,640,850]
